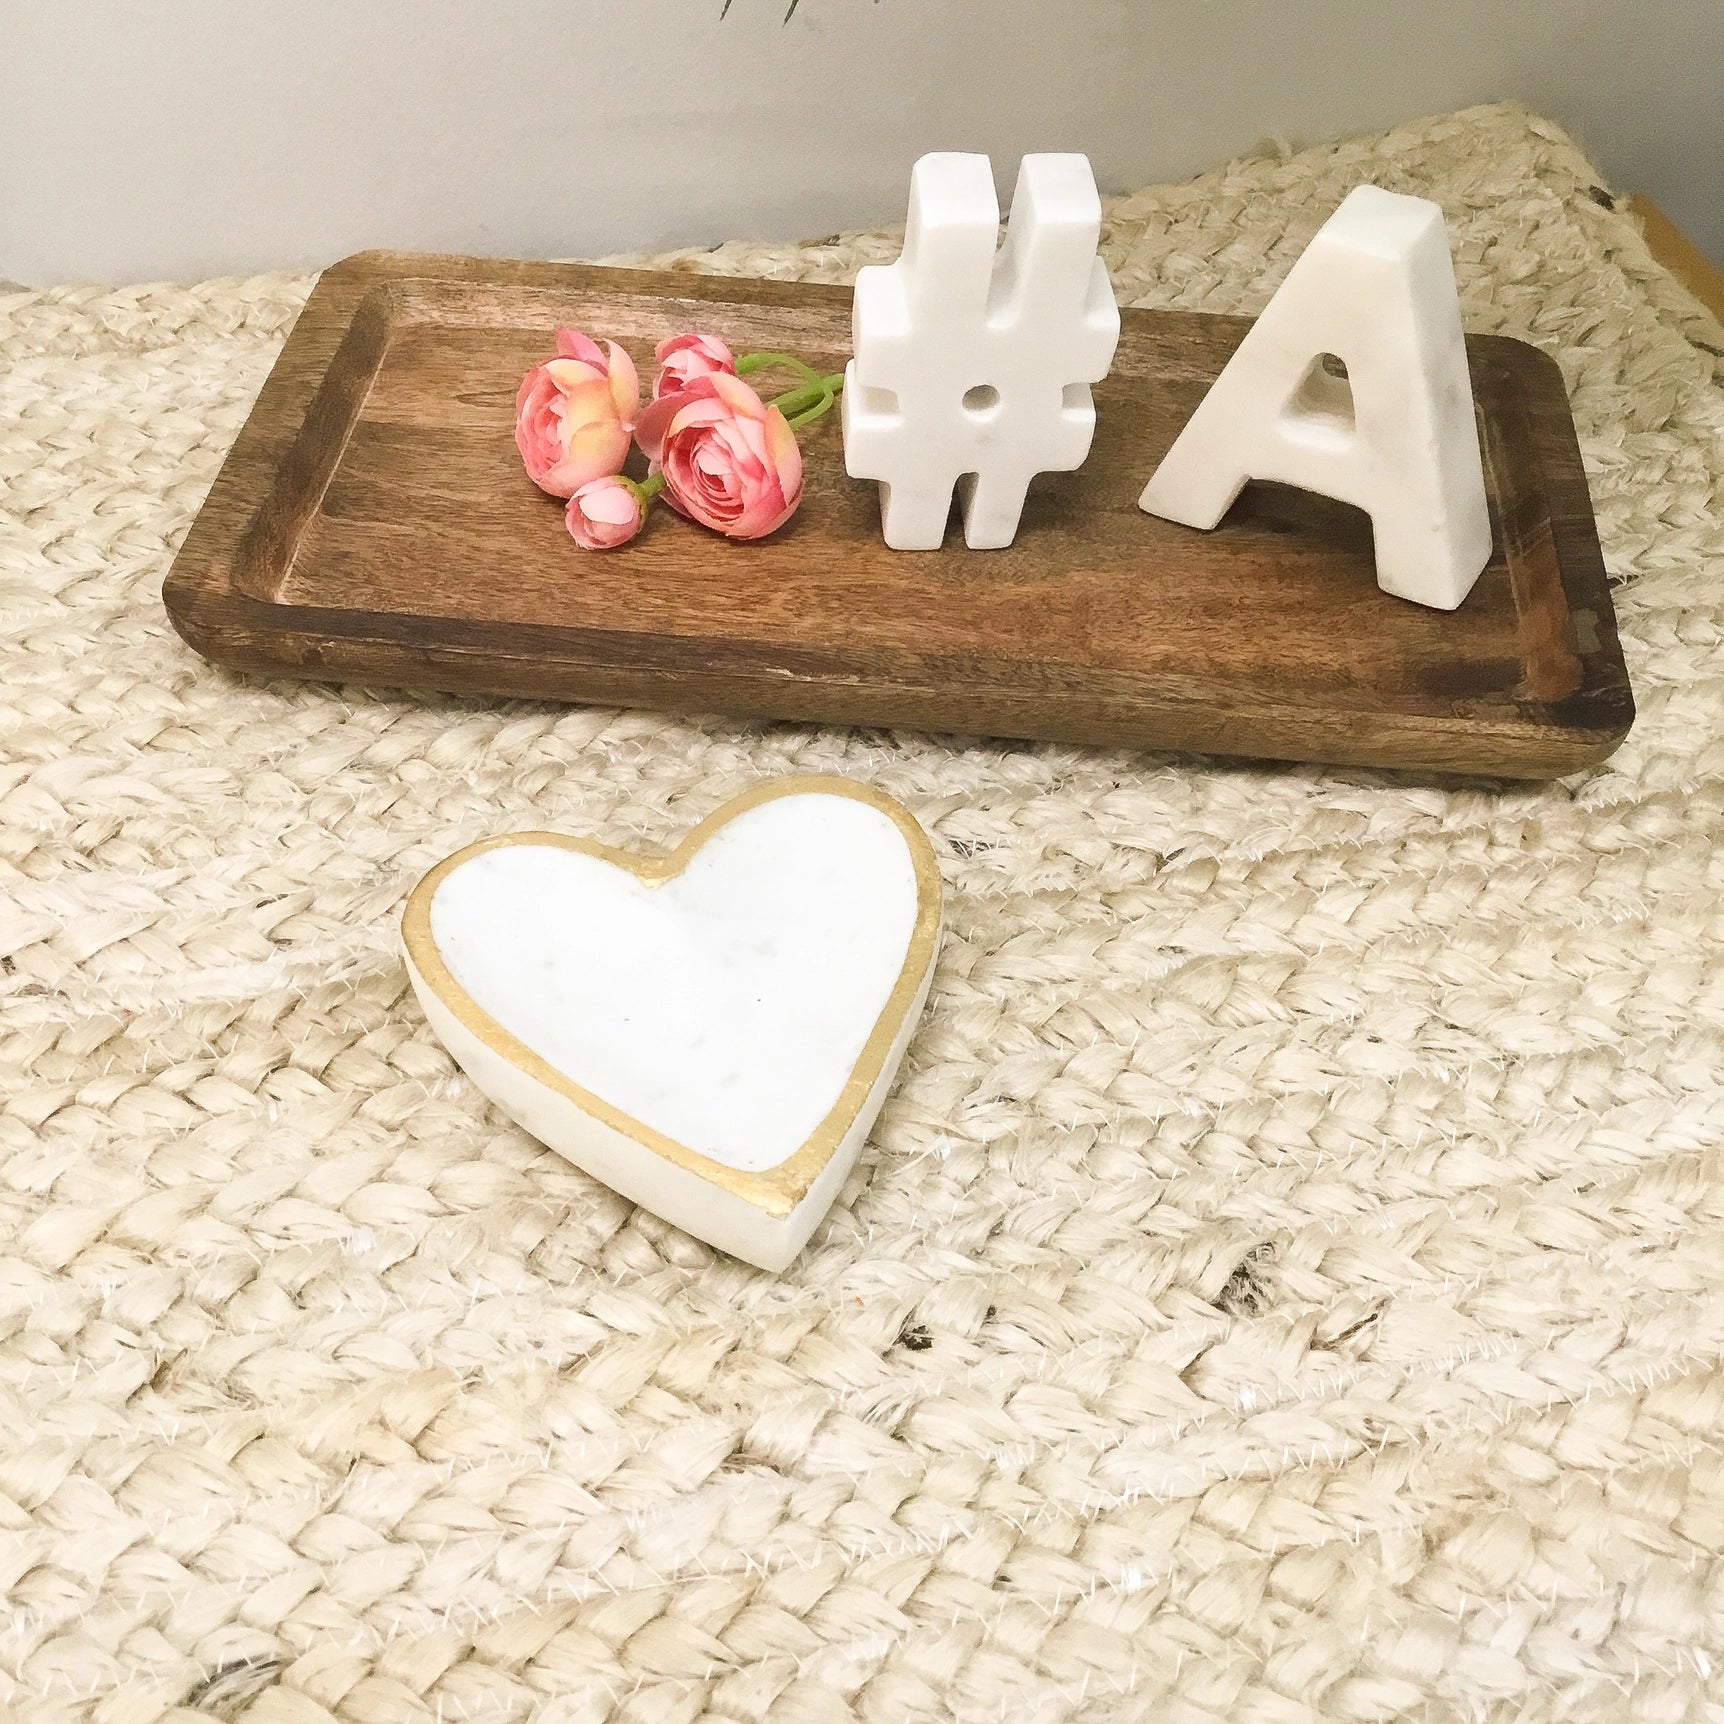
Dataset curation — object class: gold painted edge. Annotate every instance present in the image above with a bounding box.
[401,774,944,1219]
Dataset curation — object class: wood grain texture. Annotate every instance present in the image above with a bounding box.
[164,250,1633,779]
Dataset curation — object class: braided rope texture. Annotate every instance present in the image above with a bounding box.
[2,103,1722,1724]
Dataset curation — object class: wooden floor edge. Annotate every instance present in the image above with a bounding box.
[1622,195,1724,324]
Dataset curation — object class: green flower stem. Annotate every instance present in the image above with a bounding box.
[736,351,846,429]
[736,351,823,387]
[771,369,847,430]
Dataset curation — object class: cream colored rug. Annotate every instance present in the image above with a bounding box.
[3,103,1723,1724]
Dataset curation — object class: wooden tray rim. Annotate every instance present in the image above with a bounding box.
[164,249,1634,780]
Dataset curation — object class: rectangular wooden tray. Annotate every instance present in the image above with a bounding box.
[164,250,1633,778]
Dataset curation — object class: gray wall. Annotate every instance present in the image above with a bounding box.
[3,0,1719,285]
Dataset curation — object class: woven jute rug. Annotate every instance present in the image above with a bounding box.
[3,103,1723,1724]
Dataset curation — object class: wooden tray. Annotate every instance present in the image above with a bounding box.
[164,250,1633,779]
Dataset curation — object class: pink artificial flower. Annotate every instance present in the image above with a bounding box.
[514,328,641,498]
[565,475,645,549]
[634,372,803,541]
[653,331,737,398]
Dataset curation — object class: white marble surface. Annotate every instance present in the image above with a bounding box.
[844,151,1120,550]
[427,792,920,1173]
[1139,184,1494,611]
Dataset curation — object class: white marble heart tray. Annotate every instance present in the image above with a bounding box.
[402,776,943,1269]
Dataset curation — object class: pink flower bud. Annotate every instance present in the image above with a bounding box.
[514,328,641,498]
[653,332,737,399]
[634,372,803,541]
[565,475,645,549]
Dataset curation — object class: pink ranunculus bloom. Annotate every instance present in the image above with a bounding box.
[634,372,803,541]
[566,475,645,549]
[653,331,737,399]
[514,328,641,498]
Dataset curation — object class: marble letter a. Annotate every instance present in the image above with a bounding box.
[1138,185,1494,611]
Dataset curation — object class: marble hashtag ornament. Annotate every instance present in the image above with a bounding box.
[1138,185,1494,611]
[843,152,1120,550]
